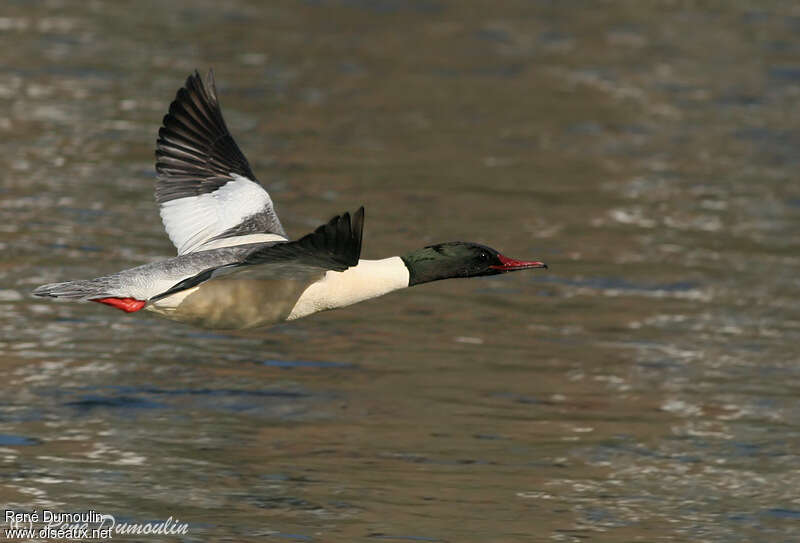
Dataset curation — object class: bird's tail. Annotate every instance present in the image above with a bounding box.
[32,278,117,301]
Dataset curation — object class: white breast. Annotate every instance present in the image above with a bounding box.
[287,257,410,320]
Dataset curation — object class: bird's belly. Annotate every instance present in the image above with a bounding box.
[145,279,309,329]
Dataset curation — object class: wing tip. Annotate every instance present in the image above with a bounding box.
[336,206,364,266]
[303,206,365,268]
[239,206,366,271]
[183,68,218,104]
[205,68,216,96]
[160,68,222,138]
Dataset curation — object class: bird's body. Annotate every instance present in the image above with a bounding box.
[33,71,546,329]
[146,256,409,329]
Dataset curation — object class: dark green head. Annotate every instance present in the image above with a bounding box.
[401,242,547,287]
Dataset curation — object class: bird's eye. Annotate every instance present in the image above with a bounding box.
[480,252,488,260]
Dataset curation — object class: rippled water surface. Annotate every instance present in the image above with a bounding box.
[3,1,800,541]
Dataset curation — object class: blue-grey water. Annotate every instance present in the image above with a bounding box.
[2,1,800,541]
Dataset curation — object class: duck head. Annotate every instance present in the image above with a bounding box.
[401,242,547,286]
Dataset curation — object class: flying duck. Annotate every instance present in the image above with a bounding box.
[33,70,547,329]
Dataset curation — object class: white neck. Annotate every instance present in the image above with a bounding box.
[287,257,410,320]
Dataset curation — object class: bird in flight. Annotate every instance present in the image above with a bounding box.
[33,70,547,329]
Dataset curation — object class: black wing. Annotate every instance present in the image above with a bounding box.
[242,207,363,269]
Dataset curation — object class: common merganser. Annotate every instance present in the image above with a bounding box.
[32,70,547,329]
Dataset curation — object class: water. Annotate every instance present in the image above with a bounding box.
[2,1,800,541]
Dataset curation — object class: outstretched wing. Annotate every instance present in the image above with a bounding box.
[155,69,286,255]
[150,208,364,302]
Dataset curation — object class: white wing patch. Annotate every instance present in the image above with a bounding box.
[160,174,281,254]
